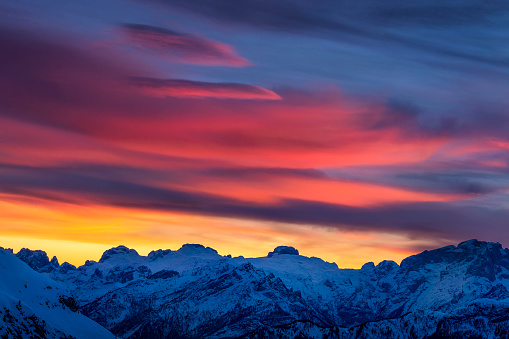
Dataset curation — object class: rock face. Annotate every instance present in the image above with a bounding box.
[268,246,299,257]
[16,248,75,275]
[15,240,509,338]
[15,248,59,273]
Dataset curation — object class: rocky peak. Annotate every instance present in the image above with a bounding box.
[58,262,77,274]
[267,246,299,257]
[399,240,508,280]
[99,246,140,263]
[177,244,218,255]
[16,248,57,273]
[458,239,483,248]
[457,239,502,252]
[50,256,59,267]
[375,260,398,273]
[361,262,375,270]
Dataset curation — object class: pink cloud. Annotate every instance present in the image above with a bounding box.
[132,78,281,100]
[119,23,250,67]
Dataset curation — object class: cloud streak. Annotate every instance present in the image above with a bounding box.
[158,0,509,68]
[131,77,281,100]
[0,25,453,169]
[119,23,249,66]
[1,0,509,264]
[0,162,506,245]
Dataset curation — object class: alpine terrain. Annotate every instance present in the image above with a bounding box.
[6,240,509,338]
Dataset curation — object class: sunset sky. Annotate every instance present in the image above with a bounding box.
[1,0,509,268]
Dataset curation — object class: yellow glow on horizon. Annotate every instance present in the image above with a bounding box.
[0,195,432,268]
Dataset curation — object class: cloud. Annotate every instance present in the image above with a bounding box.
[119,23,249,67]
[131,77,280,100]
[331,167,507,196]
[159,0,508,31]
[1,21,509,251]
[0,26,449,168]
[3,24,509,171]
[324,145,509,197]
[202,167,327,180]
[155,0,509,68]
[0,162,508,245]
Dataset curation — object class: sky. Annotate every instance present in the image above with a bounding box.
[1,0,509,268]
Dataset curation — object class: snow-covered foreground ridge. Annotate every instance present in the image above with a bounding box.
[0,249,115,339]
[8,239,509,338]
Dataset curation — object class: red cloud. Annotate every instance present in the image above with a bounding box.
[0,24,445,168]
[132,78,281,100]
[119,23,250,67]
[0,24,497,219]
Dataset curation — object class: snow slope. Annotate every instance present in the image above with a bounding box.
[0,248,115,339]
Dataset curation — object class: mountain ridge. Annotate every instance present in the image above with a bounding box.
[10,239,509,338]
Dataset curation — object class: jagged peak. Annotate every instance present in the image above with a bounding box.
[15,248,53,272]
[50,256,59,267]
[16,248,49,259]
[267,246,299,257]
[0,247,13,254]
[59,262,76,274]
[177,244,218,255]
[14,249,61,273]
[99,245,140,263]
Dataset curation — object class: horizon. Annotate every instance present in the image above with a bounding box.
[3,237,498,269]
[1,1,508,269]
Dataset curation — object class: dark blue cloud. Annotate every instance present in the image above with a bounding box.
[156,0,509,68]
[326,153,509,196]
[145,0,509,148]
[202,167,326,180]
[159,1,508,31]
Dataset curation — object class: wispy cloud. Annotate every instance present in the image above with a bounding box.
[118,23,250,66]
[0,162,507,246]
[157,0,509,67]
[1,0,509,264]
[131,77,280,100]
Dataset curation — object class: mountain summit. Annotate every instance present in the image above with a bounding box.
[268,245,299,257]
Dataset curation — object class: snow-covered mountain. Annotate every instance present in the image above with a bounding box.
[0,248,115,339]
[14,240,509,338]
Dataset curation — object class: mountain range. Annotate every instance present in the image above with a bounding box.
[3,239,509,338]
